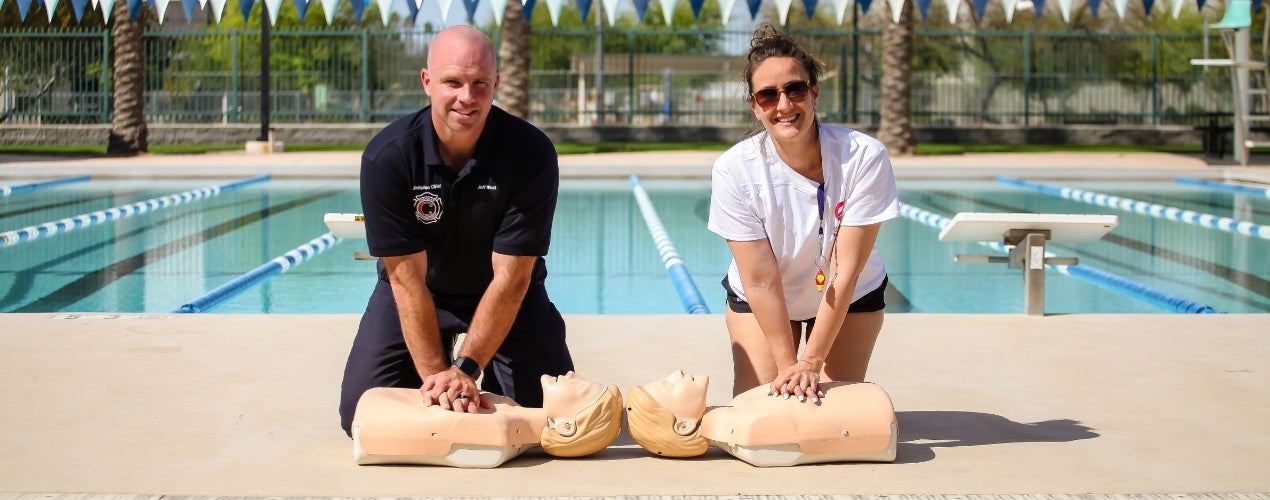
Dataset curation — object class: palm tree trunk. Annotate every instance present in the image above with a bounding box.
[496,0,531,120]
[106,1,147,156]
[877,0,915,156]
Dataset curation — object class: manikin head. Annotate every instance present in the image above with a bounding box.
[625,370,711,457]
[537,372,623,457]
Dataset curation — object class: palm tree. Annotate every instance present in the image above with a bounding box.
[496,0,531,119]
[106,0,147,156]
[877,0,915,155]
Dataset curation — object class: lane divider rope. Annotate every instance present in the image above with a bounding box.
[0,175,91,197]
[997,176,1269,241]
[630,175,710,314]
[0,174,271,247]
[174,232,341,313]
[1175,176,1270,199]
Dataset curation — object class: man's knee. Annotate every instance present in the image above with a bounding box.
[339,375,371,438]
[340,401,355,438]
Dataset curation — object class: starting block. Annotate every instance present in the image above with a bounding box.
[324,213,374,260]
[938,213,1118,316]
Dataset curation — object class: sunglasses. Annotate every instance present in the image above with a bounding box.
[751,80,812,110]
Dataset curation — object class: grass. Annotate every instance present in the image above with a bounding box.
[554,142,733,154]
[916,143,1204,155]
[0,142,1205,156]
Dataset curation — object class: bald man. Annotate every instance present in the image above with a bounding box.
[340,25,574,437]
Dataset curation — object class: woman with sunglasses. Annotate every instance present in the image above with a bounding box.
[707,24,900,402]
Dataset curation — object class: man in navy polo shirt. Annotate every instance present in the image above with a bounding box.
[339,25,574,437]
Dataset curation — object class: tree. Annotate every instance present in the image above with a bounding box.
[488,2,723,123]
[107,1,147,155]
[497,0,531,118]
[878,0,915,154]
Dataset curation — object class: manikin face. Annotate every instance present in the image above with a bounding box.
[641,370,709,429]
[421,27,499,142]
[749,56,818,143]
[541,371,605,434]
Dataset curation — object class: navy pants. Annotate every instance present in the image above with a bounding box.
[338,262,574,437]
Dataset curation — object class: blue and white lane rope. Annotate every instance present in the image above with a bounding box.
[0,174,271,247]
[630,175,710,314]
[997,176,1270,241]
[0,175,91,197]
[899,203,1220,314]
[175,232,342,313]
[1176,176,1270,199]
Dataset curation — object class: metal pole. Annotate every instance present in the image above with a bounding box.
[1235,27,1253,165]
[258,1,271,142]
[594,3,605,125]
[851,1,859,123]
[627,32,635,125]
[837,41,846,122]
[231,31,239,123]
[361,30,370,123]
[1022,31,1030,127]
[1019,233,1047,316]
[100,31,110,123]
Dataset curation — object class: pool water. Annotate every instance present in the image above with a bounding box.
[0,178,1266,314]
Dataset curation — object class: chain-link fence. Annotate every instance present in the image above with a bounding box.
[0,27,1236,128]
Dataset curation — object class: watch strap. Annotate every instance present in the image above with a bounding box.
[453,356,481,379]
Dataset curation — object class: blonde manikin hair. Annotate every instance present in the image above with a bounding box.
[625,385,709,458]
[539,384,623,457]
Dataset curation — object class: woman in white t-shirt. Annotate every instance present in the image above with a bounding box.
[707,24,900,401]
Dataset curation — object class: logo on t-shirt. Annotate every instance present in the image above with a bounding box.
[835,201,845,220]
[414,192,443,224]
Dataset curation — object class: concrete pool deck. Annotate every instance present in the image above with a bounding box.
[1,149,1270,182]
[1,313,1267,498]
[0,150,1268,499]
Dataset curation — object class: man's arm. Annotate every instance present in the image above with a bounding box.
[382,252,449,386]
[420,251,537,413]
[459,250,536,363]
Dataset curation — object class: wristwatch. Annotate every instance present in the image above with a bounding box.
[453,356,481,379]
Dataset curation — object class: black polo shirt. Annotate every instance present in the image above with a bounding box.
[360,105,558,302]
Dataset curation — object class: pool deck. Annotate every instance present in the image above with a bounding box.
[2,149,1270,183]
[1,150,1269,500]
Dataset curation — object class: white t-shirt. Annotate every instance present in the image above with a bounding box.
[707,124,900,321]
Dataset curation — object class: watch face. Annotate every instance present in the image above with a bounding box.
[454,357,480,378]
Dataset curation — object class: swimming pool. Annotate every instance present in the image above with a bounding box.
[1,177,1266,314]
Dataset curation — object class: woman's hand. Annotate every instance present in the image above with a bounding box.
[768,359,826,403]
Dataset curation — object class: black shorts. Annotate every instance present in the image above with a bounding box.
[723,274,888,328]
[338,259,574,437]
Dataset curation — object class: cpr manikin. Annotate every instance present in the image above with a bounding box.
[626,370,897,466]
[352,371,623,467]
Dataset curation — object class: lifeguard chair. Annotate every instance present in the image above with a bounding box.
[1191,0,1270,165]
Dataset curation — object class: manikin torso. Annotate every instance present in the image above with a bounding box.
[700,381,898,465]
[351,372,610,468]
[635,371,898,466]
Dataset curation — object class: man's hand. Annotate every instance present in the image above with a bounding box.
[420,367,488,413]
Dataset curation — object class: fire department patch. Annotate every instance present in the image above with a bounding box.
[414,192,443,224]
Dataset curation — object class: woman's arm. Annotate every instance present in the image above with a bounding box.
[771,222,881,400]
[727,238,799,377]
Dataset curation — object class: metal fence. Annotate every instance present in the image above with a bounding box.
[0,27,1238,128]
